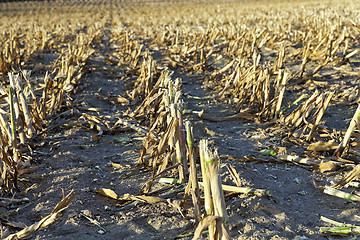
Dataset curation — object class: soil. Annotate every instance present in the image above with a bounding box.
[2,1,360,240]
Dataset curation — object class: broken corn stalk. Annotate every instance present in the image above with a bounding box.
[334,103,360,157]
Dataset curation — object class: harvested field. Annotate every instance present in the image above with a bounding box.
[1,0,360,239]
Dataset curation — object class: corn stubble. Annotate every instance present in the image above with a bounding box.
[132,71,188,193]
[194,140,229,240]
[2,0,360,238]
[0,36,96,192]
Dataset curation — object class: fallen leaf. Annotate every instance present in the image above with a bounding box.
[129,195,166,204]
[3,221,27,229]
[96,188,119,200]
[308,141,337,151]
[116,96,129,105]
[193,215,219,239]
[226,164,242,187]
[4,190,77,240]
[318,161,340,173]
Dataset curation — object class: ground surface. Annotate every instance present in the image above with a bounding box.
[1,1,360,240]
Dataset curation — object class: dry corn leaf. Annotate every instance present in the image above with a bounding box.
[193,215,220,240]
[221,154,276,163]
[4,190,77,240]
[121,194,166,204]
[317,161,340,173]
[308,141,338,152]
[51,190,78,214]
[198,181,270,197]
[332,165,360,189]
[4,208,66,240]
[277,154,321,165]
[226,164,242,187]
[329,156,355,163]
[116,96,129,105]
[96,188,165,204]
[96,188,119,200]
[106,162,131,168]
[3,221,27,229]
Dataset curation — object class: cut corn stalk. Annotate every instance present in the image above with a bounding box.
[334,103,360,157]
[207,152,227,221]
[323,186,360,202]
[320,216,360,236]
[320,226,360,235]
[306,92,333,141]
[8,85,19,163]
[186,121,200,224]
[198,181,270,197]
[198,140,229,239]
[199,139,213,215]
[274,71,288,119]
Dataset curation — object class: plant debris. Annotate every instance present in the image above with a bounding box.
[1,0,360,239]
